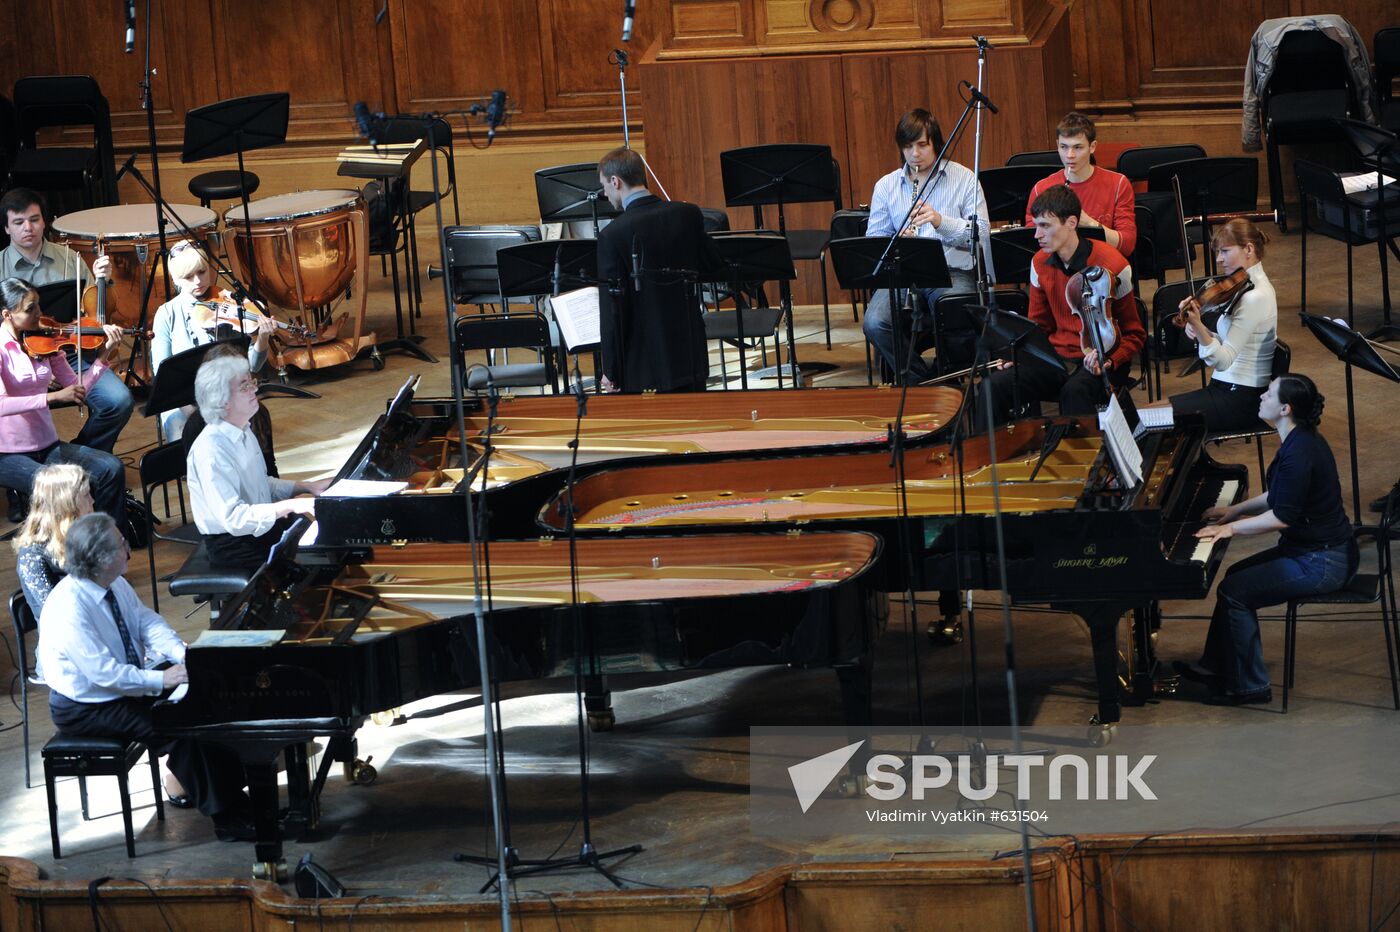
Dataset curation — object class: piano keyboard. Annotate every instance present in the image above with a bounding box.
[1184,479,1241,563]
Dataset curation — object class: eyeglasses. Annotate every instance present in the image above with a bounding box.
[168,240,200,255]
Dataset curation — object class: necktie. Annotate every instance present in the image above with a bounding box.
[104,589,141,668]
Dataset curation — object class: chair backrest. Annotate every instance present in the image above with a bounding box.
[377,115,456,190]
[1293,158,1346,217]
[442,226,538,304]
[454,312,552,354]
[9,588,36,680]
[1265,29,1352,100]
[1116,144,1207,183]
[1335,118,1399,168]
[13,75,109,142]
[1378,27,1400,106]
[829,208,870,241]
[1271,338,1291,379]
[1006,150,1061,167]
[139,438,190,490]
[978,165,1048,223]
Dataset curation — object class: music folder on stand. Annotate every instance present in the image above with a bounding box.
[1300,312,1400,523]
[829,235,952,384]
[496,239,602,391]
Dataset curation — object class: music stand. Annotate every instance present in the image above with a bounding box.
[1336,119,1400,341]
[182,93,291,304]
[535,164,621,237]
[721,144,837,388]
[1300,312,1400,523]
[979,166,1048,225]
[34,280,80,322]
[829,235,952,385]
[497,239,602,391]
[702,232,793,389]
[964,303,1065,420]
[989,227,1038,286]
[1148,157,1258,274]
[141,336,251,418]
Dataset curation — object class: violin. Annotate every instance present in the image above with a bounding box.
[1171,267,1252,328]
[20,316,145,358]
[192,292,313,340]
[1065,266,1119,364]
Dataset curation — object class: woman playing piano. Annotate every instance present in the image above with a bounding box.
[1165,219,1276,432]
[1178,374,1355,705]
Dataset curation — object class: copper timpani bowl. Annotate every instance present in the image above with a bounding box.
[222,189,363,312]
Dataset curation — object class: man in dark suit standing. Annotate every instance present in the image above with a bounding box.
[595,147,711,393]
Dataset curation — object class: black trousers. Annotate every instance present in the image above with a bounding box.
[1169,380,1266,434]
[980,352,1133,424]
[205,515,298,574]
[49,693,247,818]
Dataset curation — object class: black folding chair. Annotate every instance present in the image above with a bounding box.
[455,312,560,392]
[11,75,116,210]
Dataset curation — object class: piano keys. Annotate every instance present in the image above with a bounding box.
[535,415,1250,726]
[312,377,963,544]
[153,532,887,873]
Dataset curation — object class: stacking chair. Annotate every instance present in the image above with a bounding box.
[455,312,559,392]
[1208,339,1291,491]
[1260,29,1357,231]
[437,226,540,312]
[1335,119,1400,340]
[365,179,415,338]
[1005,150,1061,168]
[1281,490,1400,713]
[11,75,117,210]
[9,589,38,788]
[1117,144,1206,193]
[1378,27,1400,132]
[139,441,201,611]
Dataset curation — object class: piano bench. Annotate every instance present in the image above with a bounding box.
[42,734,164,859]
[168,543,255,621]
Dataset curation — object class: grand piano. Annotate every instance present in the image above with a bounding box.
[536,414,1249,729]
[311,377,963,544]
[153,529,886,876]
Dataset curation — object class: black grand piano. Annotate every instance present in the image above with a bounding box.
[536,414,1249,731]
[153,528,887,876]
[310,377,962,545]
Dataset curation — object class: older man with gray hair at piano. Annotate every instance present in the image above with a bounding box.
[186,354,329,573]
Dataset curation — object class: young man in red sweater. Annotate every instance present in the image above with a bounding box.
[983,185,1144,421]
[1023,112,1136,256]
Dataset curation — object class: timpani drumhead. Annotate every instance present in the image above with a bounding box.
[223,190,361,227]
[52,203,218,241]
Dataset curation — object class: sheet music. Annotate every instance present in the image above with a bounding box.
[322,479,410,497]
[549,286,601,350]
[1098,394,1144,488]
[1136,405,1175,432]
[191,629,285,648]
[1342,172,1396,195]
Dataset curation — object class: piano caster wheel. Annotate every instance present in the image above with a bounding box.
[346,756,377,786]
[1087,717,1117,748]
[1156,675,1181,697]
[587,710,615,732]
[928,619,963,645]
[835,773,871,798]
[370,348,385,371]
[253,860,287,883]
[371,707,400,727]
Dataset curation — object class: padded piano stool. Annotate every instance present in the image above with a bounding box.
[42,735,164,858]
[167,542,254,621]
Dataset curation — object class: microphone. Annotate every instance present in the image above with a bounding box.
[622,0,636,42]
[631,238,642,291]
[485,90,507,142]
[352,101,377,146]
[124,0,136,53]
[114,152,138,181]
[962,81,1000,115]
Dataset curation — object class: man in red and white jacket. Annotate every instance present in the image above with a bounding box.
[983,184,1144,421]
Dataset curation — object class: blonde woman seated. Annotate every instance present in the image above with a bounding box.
[150,241,277,440]
[13,462,91,621]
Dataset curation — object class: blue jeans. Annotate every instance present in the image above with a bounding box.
[64,349,134,454]
[1201,541,1358,695]
[862,268,978,382]
[0,442,127,521]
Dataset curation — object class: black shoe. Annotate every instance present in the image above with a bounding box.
[212,814,259,842]
[1371,482,1400,513]
[1204,687,1273,706]
[1172,660,1221,685]
[6,488,26,523]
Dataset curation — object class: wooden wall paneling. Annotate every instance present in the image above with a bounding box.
[1295,0,1399,55]
[666,0,757,53]
[1067,0,1133,113]
[1127,0,1279,107]
[759,0,923,47]
[537,0,660,118]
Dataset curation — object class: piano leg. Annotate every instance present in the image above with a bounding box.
[1063,602,1128,725]
[283,742,318,833]
[245,760,286,878]
[585,674,614,731]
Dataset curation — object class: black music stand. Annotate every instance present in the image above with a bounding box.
[988,227,1038,286]
[704,231,796,389]
[720,144,836,388]
[829,235,952,385]
[34,280,80,322]
[141,336,252,419]
[1300,312,1400,523]
[1336,119,1400,341]
[496,239,602,391]
[535,164,620,237]
[964,303,1065,419]
[1149,158,1258,274]
[182,93,290,304]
